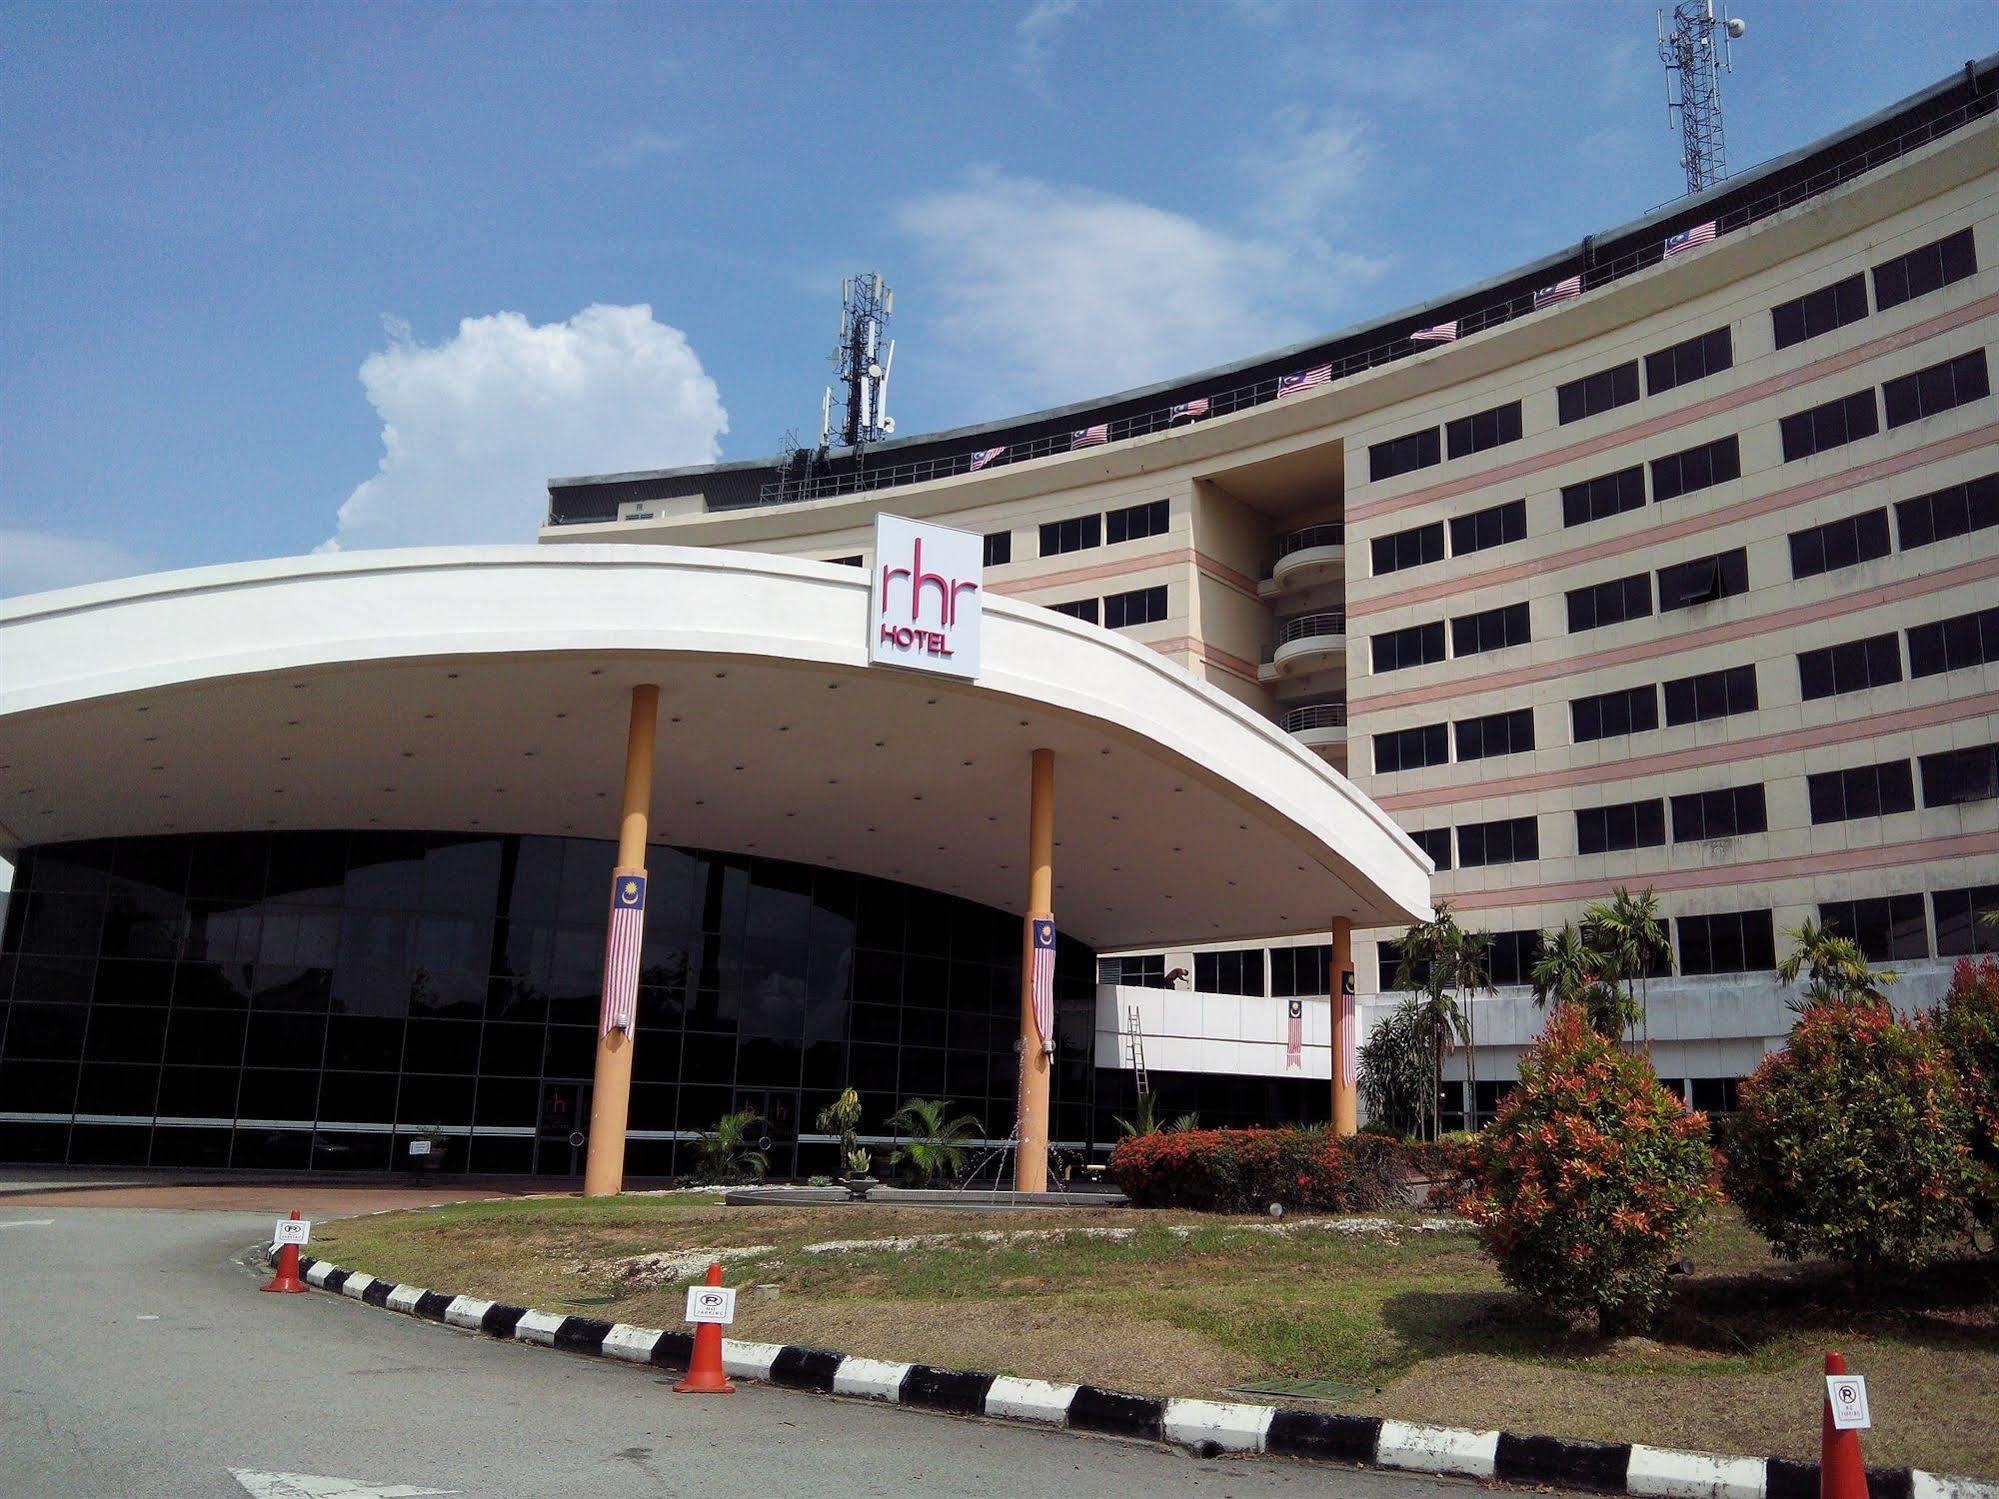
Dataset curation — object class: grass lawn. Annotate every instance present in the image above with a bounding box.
[309,1196,1999,1477]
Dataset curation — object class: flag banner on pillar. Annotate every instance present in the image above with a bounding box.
[600,871,646,1038]
[1286,999,1303,1070]
[1030,917,1057,1053]
[1339,968,1357,1088]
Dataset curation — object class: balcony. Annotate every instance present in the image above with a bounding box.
[1282,699,1348,751]
[1264,523,1346,595]
[1261,610,1347,680]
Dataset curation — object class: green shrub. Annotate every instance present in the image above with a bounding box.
[1471,1005,1716,1331]
[1108,1127,1356,1213]
[1400,1132,1480,1215]
[1933,957,1999,1228]
[1725,998,1975,1270]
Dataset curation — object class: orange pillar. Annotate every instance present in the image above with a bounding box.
[1331,916,1357,1137]
[1014,748,1055,1193]
[583,684,659,1197]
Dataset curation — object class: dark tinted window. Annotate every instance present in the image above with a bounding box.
[982,531,1012,567]
[1645,327,1733,395]
[1269,945,1332,998]
[1370,427,1441,482]
[1576,799,1667,854]
[1371,521,1445,576]
[1456,816,1538,868]
[1372,621,1447,674]
[1663,664,1758,725]
[1789,508,1891,578]
[1566,572,1652,633]
[1562,466,1647,527]
[1907,605,1999,678]
[1651,435,1741,501]
[1485,930,1543,987]
[1374,723,1450,775]
[1103,585,1166,629]
[1099,954,1166,987]
[1444,401,1522,460]
[1557,361,1640,424]
[1455,707,1534,762]
[1935,885,1999,956]
[1670,785,1768,841]
[1408,827,1453,872]
[1039,514,1101,557]
[1676,910,1776,975]
[1820,895,1928,962]
[1450,601,1530,657]
[1195,948,1264,997]
[1881,350,1989,429]
[1105,499,1168,545]
[1657,548,1748,611]
[1798,633,1901,700]
[1808,759,1916,822]
[1872,228,1977,312]
[1920,743,1999,808]
[1771,273,1868,350]
[1449,499,1526,556]
[1780,390,1878,461]
[1895,473,1999,550]
[1571,684,1659,742]
[1048,598,1099,624]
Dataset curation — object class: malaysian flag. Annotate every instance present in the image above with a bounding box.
[1411,321,1458,344]
[1286,998,1303,1070]
[1071,424,1108,449]
[1029,917,1056,1053]
[1169,397,1210,423]
[1533,275,1583,310]
[599,871,646,1037]
[969,446,1007,471]
[1663,220,1717,258]
[1338,968,1357,1089]
[1278,363,1332,397]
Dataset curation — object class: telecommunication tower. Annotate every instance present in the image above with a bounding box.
[825,273,896,453]
[1657,1,1748,196]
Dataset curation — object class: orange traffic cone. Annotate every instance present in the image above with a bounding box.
[261,1209,308,1294]
[1821,1352,1868,1499]
[674,1263,735,1393]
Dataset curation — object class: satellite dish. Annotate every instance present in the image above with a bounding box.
[880,416,896,433]
[1725,16,1746,37]
[867,363,884,379]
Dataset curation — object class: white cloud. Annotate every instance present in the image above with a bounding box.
[324,304,728,553]
[1015,0,1095,99]
[592,127,685,170]
[1245,106,1372,239]
[0,529,148,597]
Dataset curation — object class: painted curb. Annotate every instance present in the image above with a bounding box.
[287,1253,1999,1496]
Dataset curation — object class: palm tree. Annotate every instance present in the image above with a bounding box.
[1778,918,1897,1013]
[1584,886,1671,1047]
[1113,1093,1198,1138]
[1390,902,1491,1135]
[1452,925,1496,1131]
[694,1109,769,1182]
[885,1097,984,1183]
[1530,922,1636,1040]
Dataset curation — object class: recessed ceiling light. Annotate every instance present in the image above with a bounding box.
[401,751,415,759]
[150,764,164,772]
[555,712,568,720]
[778,725,790,733]
[590,668,603,676]
[714,671,728,679]
[424,712,437,720]
[446,672,459,679]
[286,720,300,728]
[734,764,745,772]
[135,705,150,713]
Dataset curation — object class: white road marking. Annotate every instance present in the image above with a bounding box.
[0,1219,55,1229]
[229,1471,457,1498]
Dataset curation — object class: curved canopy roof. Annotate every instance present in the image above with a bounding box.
[0,546,1432,948]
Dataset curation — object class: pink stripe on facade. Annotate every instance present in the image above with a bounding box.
[1352,551,1999,715]
[1346,291,1999,527]
[1348,426,1999,619]
[1442,829,1999,913]
[1373,691,1999,811]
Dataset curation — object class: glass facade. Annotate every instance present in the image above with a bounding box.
[0,831,1098,1176]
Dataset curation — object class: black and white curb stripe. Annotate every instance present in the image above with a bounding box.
[292,1256,1996,1497]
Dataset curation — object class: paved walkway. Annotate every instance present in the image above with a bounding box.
[0,1189,1485,1497]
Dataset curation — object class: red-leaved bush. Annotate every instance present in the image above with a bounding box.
[1108,1127,1377,1213]
[1725,997,1975,1270]
[1470,1005,1717,1330]
[1934,957,1999,1228]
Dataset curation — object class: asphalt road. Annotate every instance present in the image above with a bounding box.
[0,1202,1484,1498]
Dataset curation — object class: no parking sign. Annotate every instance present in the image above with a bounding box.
[1826,1375,1870,1430]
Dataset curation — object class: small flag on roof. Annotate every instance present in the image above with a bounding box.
[1071,424,1108,448]
[1169,397,1210,423]
[1278,363,1332,396]
[1663,220,1717,258]
[1411,321,1458,344]
[1533,275,1583,309]
[969,446,1006,470]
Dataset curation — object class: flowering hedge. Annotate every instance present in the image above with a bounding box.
[1725,997,1975,1270]
[1470,1006,1716,1331]
[1934,957,1999,1230]
[1107,1127,1363,1213]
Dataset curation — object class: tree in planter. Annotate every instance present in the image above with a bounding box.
[815,1087,870,1179]
[1359,996,1432,1138]
[886,1097,984,1184]
[1390,904,1494,1136]
[1529,922,1637,1042]
[1471,1004,1717,1332]
[1776,918,1897,1013]
[1725,999,1976,1272]
[1933,957,1999,1231]
[1582,887,1671,1047]
[693,1109,769,1183]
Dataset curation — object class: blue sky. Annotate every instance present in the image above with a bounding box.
[3,0,1994,590]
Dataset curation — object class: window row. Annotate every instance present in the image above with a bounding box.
[1771,228,1977,350]
[1370,500,1526,577]
[1781,349,1989,462]
[1034,498,1170,559]
[1801,604,1999,700]
[1046,584,1168,630]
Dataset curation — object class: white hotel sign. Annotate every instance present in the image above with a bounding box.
[868,514,983,680]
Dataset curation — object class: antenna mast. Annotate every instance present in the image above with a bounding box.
[826,273,896,456]
[1657,1,1747,196]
